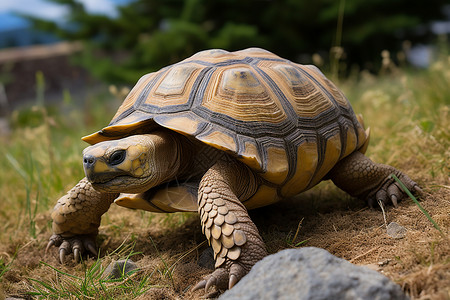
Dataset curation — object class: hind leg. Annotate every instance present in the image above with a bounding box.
[328,152,421,207]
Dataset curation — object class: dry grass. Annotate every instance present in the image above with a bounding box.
[0,53,449,299]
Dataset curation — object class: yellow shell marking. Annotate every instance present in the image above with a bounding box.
[199,130,237,153]
[238,141,262,171]
[244,185,279,210]
[160,116,199,135]
[281,141,318,197]
[261,146,289,185]
[309,133,342,188]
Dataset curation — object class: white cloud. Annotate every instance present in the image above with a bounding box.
[0,0,68,20]
[77,0,118,17]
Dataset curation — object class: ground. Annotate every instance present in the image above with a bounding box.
[2,180,449,299]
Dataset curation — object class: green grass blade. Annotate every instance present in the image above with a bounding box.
[390,174,443,235]
[5,153,28,182]
[39,261,82,280]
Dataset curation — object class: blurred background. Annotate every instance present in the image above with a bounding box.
[0,0,449,110]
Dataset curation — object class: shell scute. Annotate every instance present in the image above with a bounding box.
[86,48,368,209]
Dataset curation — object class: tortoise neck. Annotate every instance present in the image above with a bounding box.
[153,129,229,182]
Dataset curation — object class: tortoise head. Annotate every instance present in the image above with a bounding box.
[82,131,179,193]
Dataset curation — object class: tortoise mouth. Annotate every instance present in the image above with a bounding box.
[86,171,124,184]
[89,174,150,193]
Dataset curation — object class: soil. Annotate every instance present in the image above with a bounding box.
[2,180,449,300]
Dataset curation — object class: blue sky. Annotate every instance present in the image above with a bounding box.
[0,0,131,31]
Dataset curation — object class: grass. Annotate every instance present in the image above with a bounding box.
[0,50,449,299]
[390,173,443,237]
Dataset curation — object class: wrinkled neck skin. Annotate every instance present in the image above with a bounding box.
[120,130,220,192]
[132,130,194,191]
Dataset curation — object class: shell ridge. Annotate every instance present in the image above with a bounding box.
[191,66,216,109]
[295,66,341,111]
[250,64,299,124]
[337,120,348,160]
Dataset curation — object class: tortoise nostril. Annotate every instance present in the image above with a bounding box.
[83,155,96,168]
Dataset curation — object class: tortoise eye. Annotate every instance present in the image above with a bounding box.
[109,150,126,166]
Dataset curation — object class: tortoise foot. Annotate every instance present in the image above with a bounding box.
[46,234,98,263]
[368,172,422,208]
[193,261,246,292]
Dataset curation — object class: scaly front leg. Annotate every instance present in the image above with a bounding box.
[46,177,119,263]
[193,160,267,291]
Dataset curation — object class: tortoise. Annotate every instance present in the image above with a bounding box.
[46,48,420,291]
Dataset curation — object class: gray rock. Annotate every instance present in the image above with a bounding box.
[219,247,409,300]
[103,259,138,279]
[387,222,407,239]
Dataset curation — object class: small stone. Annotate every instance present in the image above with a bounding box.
[387,222,407,239]
[103,259,138,279]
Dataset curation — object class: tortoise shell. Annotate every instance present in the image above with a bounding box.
[83,48,368,207]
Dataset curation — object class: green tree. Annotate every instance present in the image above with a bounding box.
[24,0,447,83]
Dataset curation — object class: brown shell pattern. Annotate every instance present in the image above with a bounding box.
[84,48,368,201]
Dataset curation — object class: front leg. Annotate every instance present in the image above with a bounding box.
[46,177,119,263]
[193,159,267,291]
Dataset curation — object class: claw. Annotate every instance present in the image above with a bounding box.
[45,240,55,254]
[376,189,387,205]
[74,248,80,263]
[228,274,238,289]
[205,277,217,292]
[59,248,67,264]
[86,243,98,257]
[391,195,398,207]
[414,185,423,195]
[192,280,207,291]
